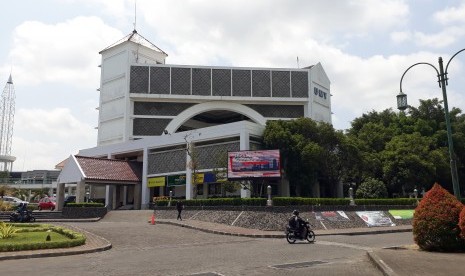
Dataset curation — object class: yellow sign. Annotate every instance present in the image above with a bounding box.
[194,173,204,184]
[148,177,165,187]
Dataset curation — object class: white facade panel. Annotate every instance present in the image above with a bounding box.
[102,51,127,81]
[100,98,125,121]
[99,118,124,141]
[101,78,126,102]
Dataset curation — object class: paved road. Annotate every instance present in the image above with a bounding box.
[0,211,414,276]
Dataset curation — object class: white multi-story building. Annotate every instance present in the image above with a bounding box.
[57,30,332,210]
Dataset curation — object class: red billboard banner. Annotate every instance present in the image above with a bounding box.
[227,150,281,179]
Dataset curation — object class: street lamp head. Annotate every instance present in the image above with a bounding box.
[397,91,408,110]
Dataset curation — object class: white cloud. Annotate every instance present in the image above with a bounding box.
[434,3,465,24]
[390,31,412,44]
[12,108,96,170]
[413,27,465,49]
[9,16,123,87]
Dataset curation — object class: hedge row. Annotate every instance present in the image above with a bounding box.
[152,197,419,206]
[66,202,104,208]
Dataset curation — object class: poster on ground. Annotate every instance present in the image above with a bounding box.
[314,211,350,222]
[356,211,396,227]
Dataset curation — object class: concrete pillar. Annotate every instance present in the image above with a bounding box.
[123,186,128,205]
[75,180,86,203]
[185,143,193,200]
[105,185,114,210]
[134,184,141,210]
[203,183,208,198]
[239,130,251,198]
[141,148,150,209]
[241,181,251,198]
[56,183,65,211]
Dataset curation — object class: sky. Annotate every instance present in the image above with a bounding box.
[1,0,465,171]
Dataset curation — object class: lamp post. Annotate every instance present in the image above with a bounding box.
[397,48,464,200]
[266,185,272,207]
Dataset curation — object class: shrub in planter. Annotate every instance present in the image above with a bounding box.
[459,207,465,240]
[413,183,464,251]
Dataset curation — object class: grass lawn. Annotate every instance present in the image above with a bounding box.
[0,223,86,252]
[0,231,70,245]
[389,209,415,219]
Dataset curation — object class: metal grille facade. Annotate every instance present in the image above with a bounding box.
[245,104,304,118]
[192,68,211,96]
[150,67,170,94]
[291,71,308,98]
[272,71,290,97]
[232,69,251,96]
[196,142,240,170]
[133,118,171,135]
[212,69,231,96]
[130,66,149,93]
[252,70,271,97]
[171,68,191,95]
[130,65,309,98]
[134,102,195,116]
[148,149,186,174]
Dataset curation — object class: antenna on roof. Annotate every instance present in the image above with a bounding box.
[133,0,137,31]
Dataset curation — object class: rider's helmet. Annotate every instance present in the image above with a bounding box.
[292,210,299,216]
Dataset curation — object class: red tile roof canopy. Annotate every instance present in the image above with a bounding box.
[75,156,142,184]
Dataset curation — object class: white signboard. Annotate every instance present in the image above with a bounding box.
[356,211,396,227]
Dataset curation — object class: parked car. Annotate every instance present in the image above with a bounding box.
[38,197,56,211]
[64,195,76,206]
[0,196,28,206]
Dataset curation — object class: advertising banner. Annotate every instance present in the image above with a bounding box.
[194,173,204,184]
[314,211,350,222]
[167,174,186,186]
[356,211,396,227]
[227,150,281,179]
[147,176,165,187]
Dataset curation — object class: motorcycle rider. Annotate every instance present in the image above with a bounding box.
[289,210,307,238]
[17,202,28,222]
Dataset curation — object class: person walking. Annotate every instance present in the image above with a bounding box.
[176,200,184,220]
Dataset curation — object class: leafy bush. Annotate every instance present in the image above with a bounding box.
[355,178,388,199]
[459,207,465,240]
[0,222,18,239]
[413,183,464,251]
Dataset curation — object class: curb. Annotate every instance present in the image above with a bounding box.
[366,251,398,276]
[155,220,412,238]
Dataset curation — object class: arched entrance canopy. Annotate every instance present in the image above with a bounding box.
[164,102,266,134]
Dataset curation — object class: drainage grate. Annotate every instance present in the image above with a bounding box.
[271,260,328,269]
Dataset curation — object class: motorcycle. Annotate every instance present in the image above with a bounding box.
[285,219,315,244]
[9,210,36,222]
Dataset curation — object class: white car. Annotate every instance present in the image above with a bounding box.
[0,196,29,206]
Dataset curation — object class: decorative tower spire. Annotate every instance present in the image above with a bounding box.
[0,74,16,171]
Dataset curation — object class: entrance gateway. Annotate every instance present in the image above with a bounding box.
[57,29,333,210]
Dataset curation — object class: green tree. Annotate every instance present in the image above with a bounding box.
[355,178,388,198]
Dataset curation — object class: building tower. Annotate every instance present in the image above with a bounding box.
[0,74,16,171]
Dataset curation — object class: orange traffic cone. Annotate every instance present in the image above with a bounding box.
[151,213,156,225]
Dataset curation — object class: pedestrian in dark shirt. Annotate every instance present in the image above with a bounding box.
[176,200,184,220]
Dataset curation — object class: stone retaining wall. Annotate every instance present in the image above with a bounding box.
[154,206,414,231]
